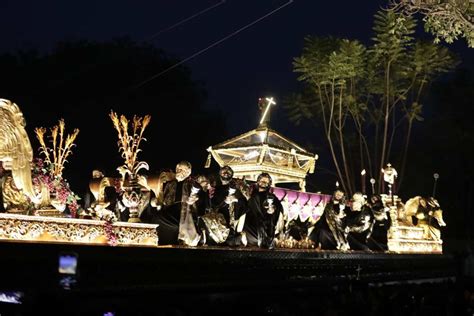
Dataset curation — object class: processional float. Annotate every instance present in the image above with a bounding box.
[205,97,445,253]
[0,97,445,252]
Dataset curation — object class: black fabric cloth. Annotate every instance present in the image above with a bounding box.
[83,191,94,211]
[194,189,210,241]
[287,218,312,241]
[211,182,247,224]
[243,190,283,249]
[309,202,349,250]
[367,200,391,251]
[345,205,374,251]
[140,179,198,245]
[197,189,212,215]
[0,176,5,212]
[197,181,248,246]
[155,180,185,245]
[309,215,338,250]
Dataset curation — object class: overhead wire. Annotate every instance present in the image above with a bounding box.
[46,1,226,90]
[143,0,227,42]
[128,0,294,92]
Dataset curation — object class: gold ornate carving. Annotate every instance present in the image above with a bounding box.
[387,195,445,253]
[0,213,158,246]
[3,176,31,212]
[109,111,151,181]
[34,119,79,179]
[387,237,442,253]
[110,111,152,222]
[0,99,36,201]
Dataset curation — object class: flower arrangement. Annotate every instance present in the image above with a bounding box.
[33,119,81,217]
[109,111,151,181]
[31,158,81,217]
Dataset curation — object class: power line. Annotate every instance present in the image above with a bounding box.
[46,1,226,90]
[143,0,226,42]
[128,0,294,92]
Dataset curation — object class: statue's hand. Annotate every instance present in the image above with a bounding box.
[186,195,199,205]
[225,195,237,205]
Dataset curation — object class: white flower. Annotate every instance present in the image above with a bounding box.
[95,208,118,223]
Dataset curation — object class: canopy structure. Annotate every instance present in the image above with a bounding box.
[206,97,318,191]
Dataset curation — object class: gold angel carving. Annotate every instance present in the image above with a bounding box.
[0,98,38,203]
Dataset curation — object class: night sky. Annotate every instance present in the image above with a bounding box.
[1,0,472,193]
[0,0,427,134]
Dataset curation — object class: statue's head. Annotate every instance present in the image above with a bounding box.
[219,165,234,184]
[333,189,345,204]
[351,192,365,211]
[175,161,192,182]
[92,169,104,179]
[257,173,272,191]
[196,175,210,191]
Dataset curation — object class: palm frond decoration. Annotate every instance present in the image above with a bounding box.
[110,111,151,180]
[34,119,79,179]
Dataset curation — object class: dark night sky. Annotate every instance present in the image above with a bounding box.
[0,0,472,180]
[1,0,447,133]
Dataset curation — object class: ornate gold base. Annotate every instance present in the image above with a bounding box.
[5,209,30,216]
[128,217,141,223]
[387,225,443,253]
[387,238,442,253]
[0,213,158,247]
[33,208,67,218]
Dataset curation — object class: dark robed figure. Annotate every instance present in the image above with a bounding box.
[204,166,247,246]
[243,173,284,249]
[310,189,349,250]
[141,161,203,246]
[367,194,391,251]
[345,192,375,251]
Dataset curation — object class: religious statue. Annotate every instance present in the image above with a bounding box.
[402,196,446,241]
[382,163,398,199]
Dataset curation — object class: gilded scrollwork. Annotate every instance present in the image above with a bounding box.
[0,99,37,202]
[381,195,444,253]
[0,213,158,246]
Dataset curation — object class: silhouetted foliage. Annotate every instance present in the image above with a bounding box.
[0,38,226,195]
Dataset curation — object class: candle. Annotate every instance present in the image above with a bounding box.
[361,169,366,195]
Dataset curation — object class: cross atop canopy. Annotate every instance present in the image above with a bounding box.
[258,97,276,127]
[206,95,319,191]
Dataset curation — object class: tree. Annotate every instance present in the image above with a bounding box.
[0,39,226,195]
[391,0,474,47]
[286,9,457,195]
